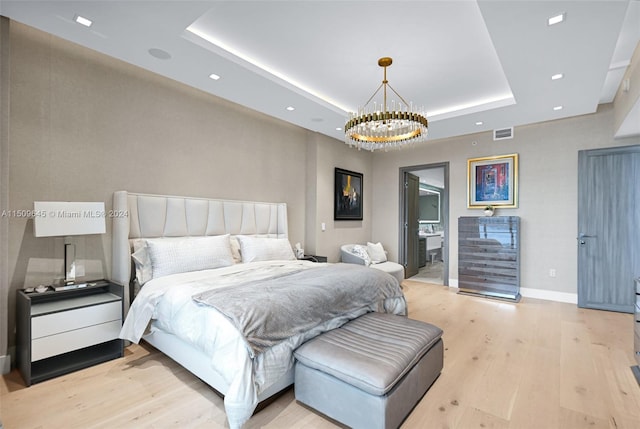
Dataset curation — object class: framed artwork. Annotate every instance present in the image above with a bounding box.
[467,153,518,208]
[334,168,363,220]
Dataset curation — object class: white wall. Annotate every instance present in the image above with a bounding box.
[371,103,640,297]
[614,42,640,135]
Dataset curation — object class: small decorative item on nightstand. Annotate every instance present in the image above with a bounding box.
[294,242,305,259]
[483,205,495,216]
[301,255,328,263]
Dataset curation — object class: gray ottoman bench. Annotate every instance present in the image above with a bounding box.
[294,312,443,429]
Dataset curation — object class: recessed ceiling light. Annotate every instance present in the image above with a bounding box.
[286,106,295,111]
[553,105,563,111]
[551,73,564,80]
[475,121,483,126]
[336,127,342,131]
[208,73,221,81]
[548,13,565,26]
[74,14,93,27]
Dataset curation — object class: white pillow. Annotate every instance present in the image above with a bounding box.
[351,244,371,266]
[146,235,234,279]
[131,239,152,285]
[236,236,296,263]
[367,241,387,264]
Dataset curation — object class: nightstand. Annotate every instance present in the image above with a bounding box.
[16,280,124,386]
[301,255,328,263]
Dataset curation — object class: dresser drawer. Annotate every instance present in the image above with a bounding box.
[32,320,122,362]
[32,301,121,339]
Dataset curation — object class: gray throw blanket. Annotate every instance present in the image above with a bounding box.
[192,263,406,357]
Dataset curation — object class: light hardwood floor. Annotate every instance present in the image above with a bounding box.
[2,280,639,428]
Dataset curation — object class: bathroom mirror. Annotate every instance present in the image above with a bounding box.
[419,188,440,223]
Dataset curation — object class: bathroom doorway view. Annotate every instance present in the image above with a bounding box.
[399,163,449,286]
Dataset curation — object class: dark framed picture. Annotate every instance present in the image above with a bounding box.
[334,168,363,220]
[467,153,518,208]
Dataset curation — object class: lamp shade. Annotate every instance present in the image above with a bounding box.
[33,201,106,237]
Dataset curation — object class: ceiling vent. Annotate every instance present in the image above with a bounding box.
[493,127,514,141]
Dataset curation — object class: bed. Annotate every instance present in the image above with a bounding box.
[111,191,407,428]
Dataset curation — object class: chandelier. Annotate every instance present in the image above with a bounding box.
[345,57,428,152]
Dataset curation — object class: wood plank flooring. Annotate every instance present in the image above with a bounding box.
[2,280,639,428]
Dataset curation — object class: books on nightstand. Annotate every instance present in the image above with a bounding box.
[23,281,104,293]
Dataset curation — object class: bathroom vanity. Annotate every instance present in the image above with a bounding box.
[418,233,442,267]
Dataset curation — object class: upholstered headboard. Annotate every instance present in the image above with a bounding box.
[111,191,289,308]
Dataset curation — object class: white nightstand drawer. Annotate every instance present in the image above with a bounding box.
[32,301,121,339]
[17,283,124,385]
[32,320,122,361]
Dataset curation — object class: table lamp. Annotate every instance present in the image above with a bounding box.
[33,201,106,285]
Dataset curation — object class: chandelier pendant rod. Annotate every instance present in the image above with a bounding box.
[386,83,412,110]
[383,62,388,116]
[362,83,384,110]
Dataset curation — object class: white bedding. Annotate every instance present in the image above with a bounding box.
[119,260,407,428]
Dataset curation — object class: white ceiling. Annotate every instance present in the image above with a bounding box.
[2,0,639,144]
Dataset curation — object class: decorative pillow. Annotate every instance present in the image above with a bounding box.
[146,235,234,279]
[351,244,371,266]
[131,239,153,285]
[229,236,242,264]
[367,241,387,264]
[236,235,296,263]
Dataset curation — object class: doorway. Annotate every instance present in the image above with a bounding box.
[399,163,449,285]
[577,145,640,313]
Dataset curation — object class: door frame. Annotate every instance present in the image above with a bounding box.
[399,162,450,285]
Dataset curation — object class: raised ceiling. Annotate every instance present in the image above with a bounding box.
[2,1,639,144]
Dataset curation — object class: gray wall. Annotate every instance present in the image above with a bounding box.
[0,17,10,374]
[371,103,640,297]
[0,21,372,364]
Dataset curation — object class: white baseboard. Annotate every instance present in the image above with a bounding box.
[447,279,577,304]
[519,287,577,304]
[0,354,10,375]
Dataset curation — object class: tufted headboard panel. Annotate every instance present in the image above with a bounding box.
[111,191,288,308]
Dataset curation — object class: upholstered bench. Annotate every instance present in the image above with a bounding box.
[294,312,443,429]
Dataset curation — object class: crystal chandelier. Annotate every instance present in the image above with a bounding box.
[345,57,428,152]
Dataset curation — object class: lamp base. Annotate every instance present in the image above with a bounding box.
[64,242,76,285]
